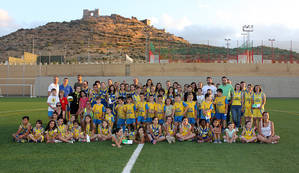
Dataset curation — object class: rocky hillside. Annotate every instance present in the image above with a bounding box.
[0,14,189,63]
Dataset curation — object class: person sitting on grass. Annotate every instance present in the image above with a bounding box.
[97,120,112,141]
[240,121,257,143]
[223,122,238,143]
[81,115,97,142]
[134,126,146,144]
[45,120,58,143]
[71,120,81,142]
[164,116,176,144]
[147,117,165,144]
[197,119,213,143]
[176,116,196,141]
[57,117,73,143]
[68,114,76,131]
[28,120,44,143]
[126,124,137,142]
[12,116,32,143]
[211,119,222,143]
[112,128,125,148]
[257,112,280,144]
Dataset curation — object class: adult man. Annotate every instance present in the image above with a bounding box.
[202,77,217,95]
[108,79,113,87]
[218,76,234,123]
[59,78,73,97]
[133,78,139,87]
[48,76,59,96]
[82,80,90,97]
[74,75,83,90]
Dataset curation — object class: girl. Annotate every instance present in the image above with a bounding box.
[257,112,280,144]
[223,122,238,143]
[57,117,73,143]
[77,91,89,122]
[81,115,97,142]
[118,83,127,98]
[211,119,222,143]
[155,83,162,94]
[135,126,146,144]
[71,120,81,142]
[127,124,137,142]
[197,119,212,143]
[59,90,68,120]
[240,121,257,143]
[185,93,197,128]
[145,79,153,93]
[155,95,165,125]
[104,107,115,129]
[252,85,266,130]
[107,85,117,110]
[231,83,243,130]
[200,93,213,126]
[124,96,137,130]
[56,103,63,118]
[167,87,175,101]
[136,93,147,128]
[112,128,125,148]
[158,89,166,103]
[243,84,254,124]
[172,95,187,126]
[164,98,174,118]
[83,101,93,120]
[97,120,112,141]
[45,120,58,143]
[146,95,156,126]
[28,120,44,143]
[68,114,76,131]
[176,117,195,141]
[147,117,165,144]
[164,116,176,144]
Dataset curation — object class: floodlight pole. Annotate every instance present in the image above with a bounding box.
[268,38,275,61]
[225,38,231,60]
[242,25,253,49]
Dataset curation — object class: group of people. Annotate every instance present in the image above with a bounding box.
[12,75,280,147]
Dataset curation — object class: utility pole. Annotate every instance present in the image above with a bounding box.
[268,38,275,61]
[225,38,231,60]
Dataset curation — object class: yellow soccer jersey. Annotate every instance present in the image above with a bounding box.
[92,104,105,120]
[99,126,111,136]
[181,123,191,136]
[125,103,136,119]
[155,103,165,120]
[232,91,242,106]
[185,101,197,118]
[201,101,213,118]
[33,127,44,137]
[173,101,187,117]
[72,126,81,138]
[136,101,147,118]
[146,102,155,118]
[104,113,114,127]
[214,96,228,114]
[46,128,57,138]
[244,91,253,107]
[57,124,68,137]
[115,104,126,119]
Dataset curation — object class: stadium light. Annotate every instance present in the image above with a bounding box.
[225,38,231,60]
[242,25,253,48]
[268,38,276,60]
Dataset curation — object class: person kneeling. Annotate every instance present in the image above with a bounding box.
[176,117,195,142]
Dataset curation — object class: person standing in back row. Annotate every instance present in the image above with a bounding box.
[74,75,83,90]
[48,76,59,96]
[218,76,234,123]
[202,77,217,96]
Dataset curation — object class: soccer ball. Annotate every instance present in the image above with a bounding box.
[67,96,73,102]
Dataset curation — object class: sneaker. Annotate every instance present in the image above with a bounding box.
[166,136,172,144]
[223,139,227,143]
[54,140,62,143]
[235,128,239,132]
[214,140,218,143]
[218,140,222,144]
[68,140,74,144]
[172,137,176,143]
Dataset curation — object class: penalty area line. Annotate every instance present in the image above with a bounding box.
[122,144,144,173]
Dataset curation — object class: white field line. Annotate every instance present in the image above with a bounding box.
[268,109,299,116]
[122,144,144,173]
[0,108,46,114]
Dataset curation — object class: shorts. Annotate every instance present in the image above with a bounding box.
[188,118,196,124]
[146,117,153,123]
[197,110,202,118]
[126,118,136,125]
[252,108,263,118]
[244,107,253,117]
[158,119,164,125]
[48,111,53,117]
[174,116,183,123]
[137,116,146,123]
[93,119,102,125]
[215,113,226,120]
[117,118,126,125]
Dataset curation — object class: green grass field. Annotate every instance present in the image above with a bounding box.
[0,98,298,173]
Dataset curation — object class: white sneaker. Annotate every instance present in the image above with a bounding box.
[218,140,222,144]
[223,139,227,143]
[171,137,176,143]
[235,128,239,132]
[166,136,172,144]
[54,140,62,143]
[214,141,218,143]
[68,140,74,144]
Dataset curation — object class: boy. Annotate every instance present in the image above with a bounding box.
[214,89,228,128]
[145,95,156,125]
[28,120,44,143]
[115,97,126,131]
[47,88,60,119]
[155,95,165,125]
[92,96,106,126]
[172,95,187,126]
[136,93,147,128]
[104,107,115,129]
[12,116,32,142]
[185,93,197,127]
[200,93,213,125]
[124,96,137,130]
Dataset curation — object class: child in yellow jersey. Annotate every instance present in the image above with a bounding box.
[214,89,228,128]
[243,84,253,123]
[185,93,197,127]
[197,119,213,143]
[92,97,106,126]
[155,95,165,124]
[146,95,156,124]
[147,117,165,144]
[81,115,97,142]
[12,116,31,143]
[28,120,44,143]
[104,107,115,129]
[164,98,174,118]
[71,121,81,142]
[252,85,266,129]
[200,93,213,125]
[176,117,196,141]
[115,97,126,131]
[45,120,58,143]
[124,96,137,129]
[97,120,112,141]
[164,116,176,143]
[136,93,147,127]
[172,95,188,126]
[68,114,76,131]
[57,117,73,143]
[240,121,257,143]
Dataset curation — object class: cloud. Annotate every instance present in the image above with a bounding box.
[0,9,19,36]
[150,13,192,32]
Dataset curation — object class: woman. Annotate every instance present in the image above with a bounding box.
[257,112,280,144]
[230,83,243,130]
[252,85,266,129]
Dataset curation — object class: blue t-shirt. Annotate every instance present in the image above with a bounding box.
[59,84,73,97]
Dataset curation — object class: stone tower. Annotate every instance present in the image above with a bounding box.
[83,9,100,19]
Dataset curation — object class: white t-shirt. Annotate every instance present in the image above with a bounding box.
[47,95,60,111]
[202,85,217,95]
[48,83,59,96]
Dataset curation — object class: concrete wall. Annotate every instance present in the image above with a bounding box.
[35,76,299,98]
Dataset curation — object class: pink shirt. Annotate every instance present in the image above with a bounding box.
[79,97,89,109]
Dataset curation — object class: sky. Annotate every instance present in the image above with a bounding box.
[1,0,299,49]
